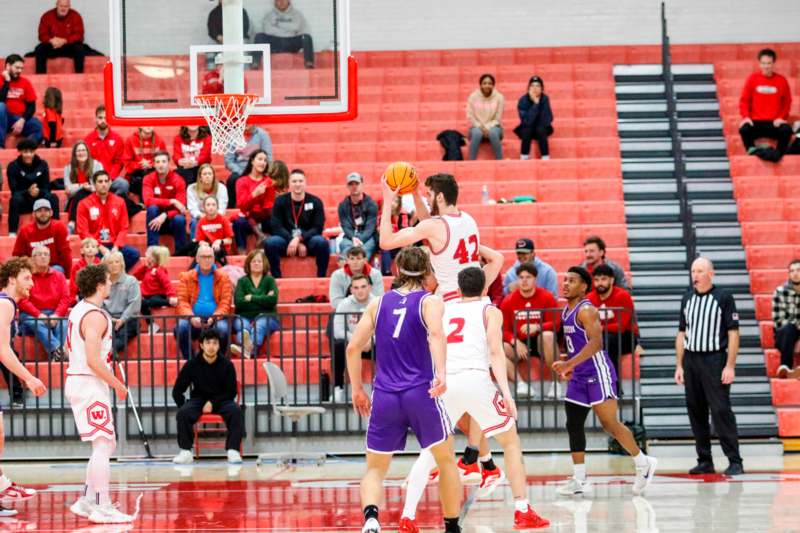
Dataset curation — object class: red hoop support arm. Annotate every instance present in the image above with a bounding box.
[103,55,358,127]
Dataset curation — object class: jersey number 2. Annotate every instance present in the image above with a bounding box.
[453,234,479,264]
[447,317,466,343]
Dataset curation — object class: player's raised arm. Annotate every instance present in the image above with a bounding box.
[485,305,517,419]
[553,305,603,378]
[346,298,379,416]
[379,176,435,250]
[422,294,447,397]
[479,245,504,293]
[82,311,127,402]
[411,186,431,221]
[0,301,45,396]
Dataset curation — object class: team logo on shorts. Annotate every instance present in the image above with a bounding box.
[85,401,113,437]
[492,392,509,417]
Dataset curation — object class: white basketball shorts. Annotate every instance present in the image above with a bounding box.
[442,369,514,438]
[65,375,115,442]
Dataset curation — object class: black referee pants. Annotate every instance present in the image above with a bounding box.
[683,350,742,465]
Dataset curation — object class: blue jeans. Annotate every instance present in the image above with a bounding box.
[146,206,188,250]
[468,126,503,160]
[339,236,377,260]
[18,311,65,357]
[0,103,44,146]
[233,315,280,354]
[174,317,230,360]
[264,234,329,278]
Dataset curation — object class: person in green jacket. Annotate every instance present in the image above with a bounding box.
[231,249,280,358]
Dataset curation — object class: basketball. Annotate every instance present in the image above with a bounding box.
[384,161,418,195]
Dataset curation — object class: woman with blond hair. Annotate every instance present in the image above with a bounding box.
[102,251,142,357]
[230,249,280,358]
[186,163,228,238]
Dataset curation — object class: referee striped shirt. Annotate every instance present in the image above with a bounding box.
[679,285,739,352]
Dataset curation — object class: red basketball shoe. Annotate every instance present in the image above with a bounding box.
[514,505,550,529]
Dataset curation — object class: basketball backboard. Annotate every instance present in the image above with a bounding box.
[104,0,356,126]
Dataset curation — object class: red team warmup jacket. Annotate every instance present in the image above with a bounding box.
[500,288,559,344]
[18,269,71,318]
[172,135,212,167]
[236,175,276,220]
[3,76,36,117]
[587,286,637,335]
[12,220,72,277]
[140,265,177,299]
[739,72,792,121]
[195,214,234,252]
[123,132,167,177]
[76,192,130,247]
[85,128,125,179]
[142,171,187,218]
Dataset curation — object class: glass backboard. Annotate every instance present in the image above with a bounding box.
[105,0,355,126]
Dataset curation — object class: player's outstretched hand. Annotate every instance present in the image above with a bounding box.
[428,373,446,398]
[352,387,371,417]
[551,360,572,380]
[25,377,46,397]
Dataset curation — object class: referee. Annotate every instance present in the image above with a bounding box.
[674,257,744,476]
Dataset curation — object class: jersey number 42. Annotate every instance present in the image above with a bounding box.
[453,235,479,264]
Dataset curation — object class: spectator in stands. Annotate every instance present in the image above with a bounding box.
[231,249,280,359]
[6,138,59,236]
[774,260,800,379]
[41,87,64,148]
[76,170,141,271]
[513,75,553,160]
[12,198,71,276]
[143,151,189,251]
[224,125,273,207]
[64,140,103,228]
[329,245,384,309]
[337,172,378,260]
[331,274,376,403]
[233,150,275,252]
[503,237,558,299]
[266,169,328,278]
[173,126,212,186]
[172,328,243,465]
[85,105,126,193]
[34,0,86,74]
[187,164,228,239]
[254,0,315,69]
[0,54,44,147]
[69,237,100,300]
[739,48,793,161]
[194,196,233,264]
[581,235,630,290]
[17,245,69,361]
[140,245,178,334]
[123,126,167,196]
[208,0,251,44]
[587,264,638,391]
[467,73,504,160]
[175,244,232,360]
[500,263,559,398]
[102,251,141,357]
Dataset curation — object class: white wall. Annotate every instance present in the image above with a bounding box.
[1,0,799,58]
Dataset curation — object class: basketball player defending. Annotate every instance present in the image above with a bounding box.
[552,267,657,496]
[400,267,550,531]
[347,247,461,533]
[66,264,137,523]
[381,173,506,492]
[0,258,47,516]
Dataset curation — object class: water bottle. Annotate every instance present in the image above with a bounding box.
[481,185,490,205]
[372,256,381,270]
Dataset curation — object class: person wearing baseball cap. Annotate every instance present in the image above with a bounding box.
[503,237,557,299]
[337,172,378,260]
[12,198,72,276]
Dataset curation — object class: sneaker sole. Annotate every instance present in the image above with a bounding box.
[69,503,91,518]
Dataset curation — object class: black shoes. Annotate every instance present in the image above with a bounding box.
[724,462,744,476]
[689,461,715,475]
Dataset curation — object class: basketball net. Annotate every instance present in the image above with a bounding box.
[194,93,259,155]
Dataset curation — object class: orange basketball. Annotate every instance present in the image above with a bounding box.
[384,161,418,195]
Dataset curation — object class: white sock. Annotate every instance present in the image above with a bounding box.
[479,453,492,463]
[633,452,648,468]
[401,449,436,520]
[520,154,530,160]
[0,475,11,492]
[514,498,529,512]
[573,463,586,481]
[88,437,116,506]
[541,155,550,160]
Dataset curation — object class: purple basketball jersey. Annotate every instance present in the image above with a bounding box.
[373,290,433,392]
[562,299,616,381]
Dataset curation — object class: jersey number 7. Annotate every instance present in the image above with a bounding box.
[453,235,479,264]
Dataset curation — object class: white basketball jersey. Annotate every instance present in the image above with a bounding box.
[430,212,480,302]
[66,300,113,376]
[444,299,493,373]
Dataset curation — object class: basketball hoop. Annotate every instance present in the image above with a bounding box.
[194,93,259,155]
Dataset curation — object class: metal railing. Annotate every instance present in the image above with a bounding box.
[7,308,641,443]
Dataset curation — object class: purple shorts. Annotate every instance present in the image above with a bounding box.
[566,357,618,407]
[366,383,453,454]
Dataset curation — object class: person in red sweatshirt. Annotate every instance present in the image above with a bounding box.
[34,0,86,74]
[12,199,71,276]
[68,237,101,300]
[233,150,275,252]
[143,151,188,251]
[195,196,233,261]
[84,105,126,192]
[76,170,140,271]
[500,262,561,399]
[587,263,640,394]
[172,126,212,185]
[17,246,71,361]
[139,245,178,333]
[739,48,793,160]
[123,126,167,196]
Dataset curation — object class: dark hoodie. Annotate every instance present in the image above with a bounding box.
[7,154,50,194]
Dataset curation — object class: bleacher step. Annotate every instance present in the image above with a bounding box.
[617,120,669,139]
[623,179,677,200]
[629,246,687,270]
[685,178,734,200]
[676,100,720,118]
[685,159,730,178]
[694,223,742,246]
[616,101,667,119]
[626,224,684,247]
[674,83,718,99]
[678,119,723,137]
[615,83,666,100]
[625,201,681,223]
[690,200,738,221]
[621,159,675,179]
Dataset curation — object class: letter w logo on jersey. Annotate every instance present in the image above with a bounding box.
[84,401,113,437]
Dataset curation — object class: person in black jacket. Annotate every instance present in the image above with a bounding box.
[172,328,243,464]
[513,76,554,160]
[7,138,59,235]
[207,0,251,44]
[337,172,378,259]
[265,169,328,278]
